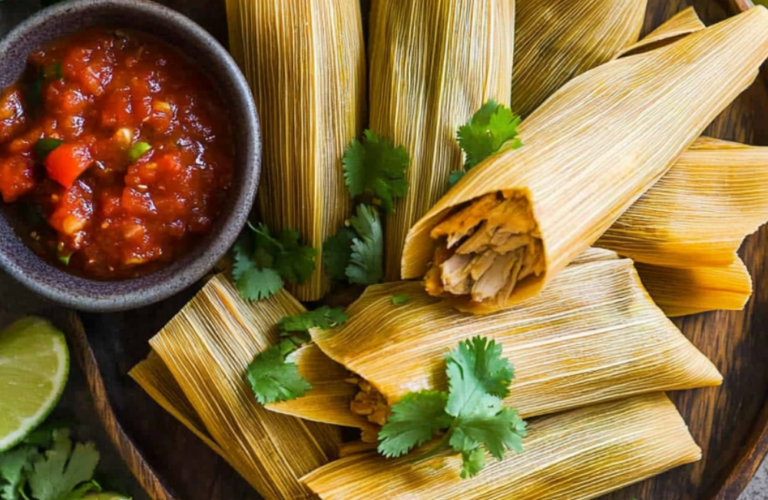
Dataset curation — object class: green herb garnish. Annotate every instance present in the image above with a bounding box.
[246,307,348,404]
[324,205,383,286]
[378,336,526,479]
[231,222,317,302]
[391,294,410,305]
[451,101,522,186]
[342,130,409,215]
[127,142,151,162]
[34,139,63,161]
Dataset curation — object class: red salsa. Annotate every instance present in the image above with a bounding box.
[0,28,234,279]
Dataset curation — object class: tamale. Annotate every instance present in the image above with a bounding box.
[303,258,720,428]
[616,7,705,58]
[149,276,342,500]
[512,0,647,118]
[637,258,753,317]
[302,393,701,500]
[369,0,516,281]
[224,0,366,300]
[598,138,768,268]
[129,351,228,459]
[402,8,768,314]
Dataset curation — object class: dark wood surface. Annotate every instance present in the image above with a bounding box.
[4,0,768,499]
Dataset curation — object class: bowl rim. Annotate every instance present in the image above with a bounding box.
[0,0,260,312]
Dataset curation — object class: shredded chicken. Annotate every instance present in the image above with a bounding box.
[348,378,391,442]
[427,191,545,305]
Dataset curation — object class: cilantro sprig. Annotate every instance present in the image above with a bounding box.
[0,422,119,500]
[343,130,409,215]
[232,222,317,302]
[378,336,526,479]
[325,130,406,285]
[246,307,348,405]
[450,101,523,186]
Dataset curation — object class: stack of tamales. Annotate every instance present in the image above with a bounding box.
[128,4,768,500]
[224,0,366,300]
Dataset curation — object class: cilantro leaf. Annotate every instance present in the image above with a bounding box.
[376,336,525,479]
[245,341,312,405]
[391,294,410,306]
[451,101,522,187]
[278,307,348,333]
[346,205,384,285]
[460,448,485,479]
[1,446,38,500]
[231,223,317,301]
[378,391,452,458]
[343,130,409,215]
[445,337,515,417]
[27,429,100,500]
[322,227,355,281]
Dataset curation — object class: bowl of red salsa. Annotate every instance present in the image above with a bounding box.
[0,0,260,311]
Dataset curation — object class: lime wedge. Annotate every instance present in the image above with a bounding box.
[0,317,69,452]
[85,494,132,500]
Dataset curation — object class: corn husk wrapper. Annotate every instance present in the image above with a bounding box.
[147,277,342,500]
[309,258,721,422]
[129,351,226,459]
[598,138,768,268]
[402,8,768,314]
[370,0,516,281]
[512,0,646,118]
[616,7,705,58]
[637,258,753,317]
[225,0,366,300]
[302,393,701,500]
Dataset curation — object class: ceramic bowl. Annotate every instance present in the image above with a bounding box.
[0,0,260,312]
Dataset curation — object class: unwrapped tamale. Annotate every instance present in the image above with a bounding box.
[302,393,701,500]
[369,0,516,281]
[402,8,768,314]
[225,0,366,300]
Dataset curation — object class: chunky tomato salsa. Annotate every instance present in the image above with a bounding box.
[0,28,234,279]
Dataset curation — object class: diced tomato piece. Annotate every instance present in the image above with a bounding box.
[101,88,133,128]
[0,156,36,202]
[48,180,93,236]
[45,142,93,188]
[121,187,157,217]
[0,87,26,143]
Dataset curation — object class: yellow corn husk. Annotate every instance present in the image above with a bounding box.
[616,7,704,58]
[370,0,516,282]
[225,0,366,301]
[302,393,701,500]
[512,0,646,118]
[402,8,768,314]
[148,276,342,500]
[598,137,768,268]
[266,343,378,434]
[311,258,721,420]
[129,351,228,459]
[637,258,753,317]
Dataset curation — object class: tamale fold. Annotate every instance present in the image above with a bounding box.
[225,0,366,300]
[310,258,721,422]
[513,0,647,118]
[369,0,516,281]
[598,138,768,268]
[302,393,701,500]
[402,8,768,313]
[637,258,753,317]
[149,277,342,500]
[616,7,705,58]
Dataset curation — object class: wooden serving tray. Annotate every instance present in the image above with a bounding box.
[3,0,768,499]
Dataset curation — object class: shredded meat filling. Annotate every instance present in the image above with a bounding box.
[347,377,391,443]
[426,191,545,304]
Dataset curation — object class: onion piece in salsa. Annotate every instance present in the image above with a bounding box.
[0,28,234,280]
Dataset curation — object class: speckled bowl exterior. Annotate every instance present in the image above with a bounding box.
[0,0,260,312]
